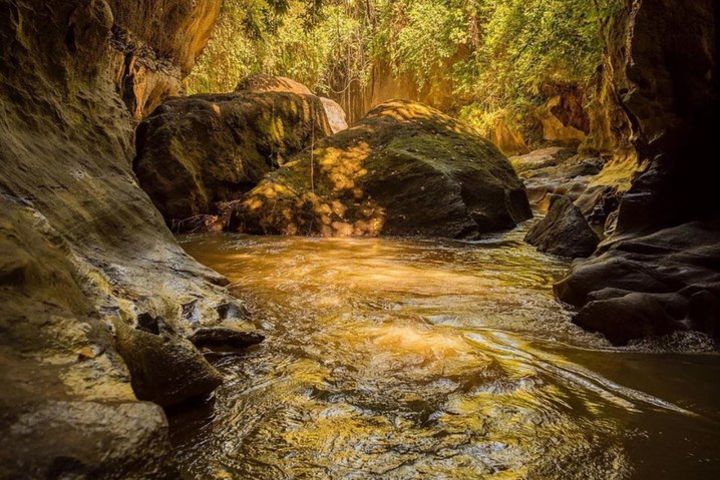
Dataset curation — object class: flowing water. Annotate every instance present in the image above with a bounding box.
[172,226,720,479]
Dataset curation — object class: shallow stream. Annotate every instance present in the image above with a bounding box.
[172,226,720,479]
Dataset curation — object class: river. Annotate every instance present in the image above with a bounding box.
[171,226,720,479]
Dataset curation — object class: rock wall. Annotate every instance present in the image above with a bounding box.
[612,0,719,233]
[108,0,221,118]
[0,1,232,477]
[556,0,720,345]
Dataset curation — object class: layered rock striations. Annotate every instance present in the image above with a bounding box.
[0,1,248,477]
[556,0,720,345]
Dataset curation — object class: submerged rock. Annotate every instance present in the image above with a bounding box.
[230,100,532,238]
[114,316,224,407]
[525,195,599,258]
[189,327,265,353]
[555,221,720,345]
[134,91,333,225]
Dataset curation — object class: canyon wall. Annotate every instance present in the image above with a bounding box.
[0,1,229,477]
[556,0,720,345]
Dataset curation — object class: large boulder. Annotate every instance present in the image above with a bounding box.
[134,92,333,226]
[320,96,349,133]
[236,74,348,133]
[229,100,532,238]
[525,195,599,258]
[235,73,312,94]
[555,221,720,345]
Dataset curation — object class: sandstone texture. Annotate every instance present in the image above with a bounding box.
[230,100,532,238]
[0,1,255,477]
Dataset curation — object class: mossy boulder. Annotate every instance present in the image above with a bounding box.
[134,91,333,226]
[236,74,348,133]
[229,100,532,238]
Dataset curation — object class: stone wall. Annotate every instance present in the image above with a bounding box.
[0,1,229,477]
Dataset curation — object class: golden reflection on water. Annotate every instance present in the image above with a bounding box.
[173,227,720,479]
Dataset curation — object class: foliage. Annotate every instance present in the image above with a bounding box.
[186,0,621,134]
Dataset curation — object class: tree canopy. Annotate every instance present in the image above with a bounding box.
[185,0,620,134]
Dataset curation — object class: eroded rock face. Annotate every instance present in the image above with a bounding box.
[230,100,532,238]
[134,92,333,225]
[525,195,599,258]
[535,83,590,145]
[555,0,720,345]
[556,221,720,345]
[114,317,223,407]
[0,0,245,476]
[109,0,222,118]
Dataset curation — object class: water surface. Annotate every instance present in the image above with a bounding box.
[173,227,720,479]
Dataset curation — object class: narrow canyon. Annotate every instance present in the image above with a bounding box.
[0,1,718,478]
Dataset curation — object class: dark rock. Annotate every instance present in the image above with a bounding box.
[134,91,333,223]
[230,100,532,238]
[556,221,720,344]
[525,195,600,258]
[114,319,224,407]
[572,293,684,346]
[189,327,265,353]
[0,400,171,480]
[559,0,720,345]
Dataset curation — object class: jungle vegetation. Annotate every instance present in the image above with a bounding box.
[185,0,621,134]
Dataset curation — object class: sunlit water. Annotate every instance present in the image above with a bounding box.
[173,226,720,479]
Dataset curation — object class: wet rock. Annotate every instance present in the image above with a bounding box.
[189,327,265,353]
[0,196,174,478]
[216,302,250,321]
[573,293,684,346]
[134,91,333,223]
[230,100,532,238]
[0,400,171,480]
[0,0,241,477]
[556,221,720,345]
[525,195,599,258]
[510,148,603,209]
[114,317,224,407]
